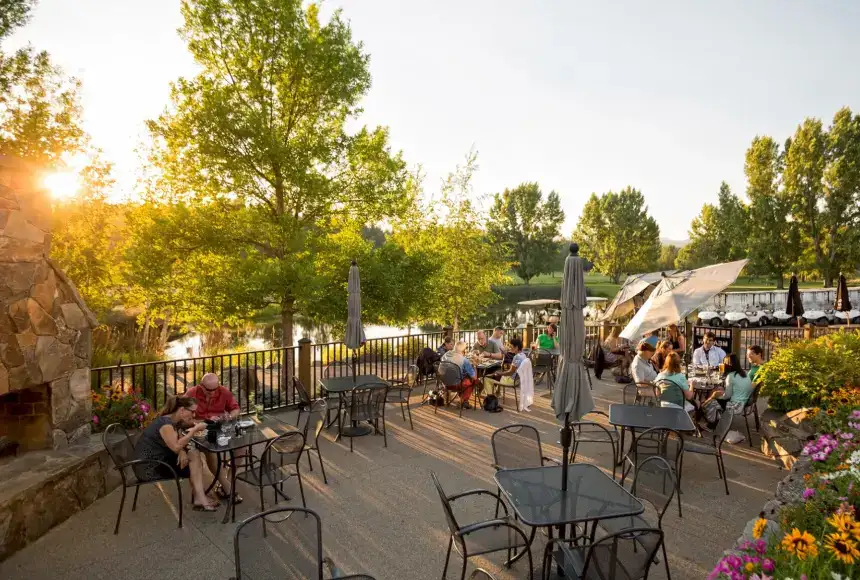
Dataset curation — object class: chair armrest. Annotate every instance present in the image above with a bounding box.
[448,489,509,516]
[458,518,524,538]
[542,456,561,466]
[115,458,180,479]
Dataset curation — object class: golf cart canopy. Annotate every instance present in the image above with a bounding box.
[517,299,561,307]
[600,270,676,322]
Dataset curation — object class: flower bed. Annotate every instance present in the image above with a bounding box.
[90,383,156,432]
[710,409,860,579]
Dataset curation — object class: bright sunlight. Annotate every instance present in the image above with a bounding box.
[42,170,81,200]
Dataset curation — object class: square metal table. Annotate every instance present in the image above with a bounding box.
[319,374,389,440]
[194,416,297,523]
[494,463,643,529]
[609,403,696,466]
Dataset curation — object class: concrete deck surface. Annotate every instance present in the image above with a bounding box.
[0,376,783,580]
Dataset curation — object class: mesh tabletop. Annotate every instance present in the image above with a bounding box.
[608,404,696,432]
[193,417,296,453]
[319,375,389,393]
[493,464,643,527]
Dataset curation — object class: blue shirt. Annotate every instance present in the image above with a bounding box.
[511,352,527,369]
[462,357,476,379]
[644,335,659,348]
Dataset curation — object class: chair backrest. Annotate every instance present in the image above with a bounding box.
[714,408,735,444]
[430,472,462,540]
[436,361,463,387]
[630,455,677,527]
[623,427,683,484]
[491,424,543,470]
[468,569,499,580]
[581,526,663,580]
[745,384,762,411]
[348,383,387,422]
[624,383,657,406]
[302,399,327,445]
[264,431,305,466]
[293,376,313,406]
[323,361,349,379]
[654,379,683,406]
[531,349,554,370]
[405,364,420,387]
[233,506,324,580]
[103,423,136,482]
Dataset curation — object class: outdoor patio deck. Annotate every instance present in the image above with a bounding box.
[0,375,784,580]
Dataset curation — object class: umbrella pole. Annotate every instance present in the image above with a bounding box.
[558,411,571,542]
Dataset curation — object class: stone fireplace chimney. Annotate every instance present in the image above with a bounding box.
[0,155,98,451]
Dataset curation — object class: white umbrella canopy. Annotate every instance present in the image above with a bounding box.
[620,260,748,340]
[600,270,675,322]
[552,244,595,422]
[345,260,366,350]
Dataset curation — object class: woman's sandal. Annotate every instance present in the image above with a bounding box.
[215,486,243,504]
[193,502,220,512]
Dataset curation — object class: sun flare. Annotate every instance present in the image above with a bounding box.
[43,171,81,200]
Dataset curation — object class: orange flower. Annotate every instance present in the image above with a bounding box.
[780,528,818,560]
[825,532,859,565]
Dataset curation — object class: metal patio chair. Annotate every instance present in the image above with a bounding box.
[387,363,419,429]
[542,526,663,580]
[300,398,328,484]
[681,409,734,495]
[741,384,762,447]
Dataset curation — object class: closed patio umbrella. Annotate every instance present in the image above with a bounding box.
[553,243,595,491]
[834,273,852,326]
[786,274,804,328]
[345,260,366,379]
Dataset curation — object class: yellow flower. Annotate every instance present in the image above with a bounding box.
[825,532,860,565]
[829,513,858,534]
[752,518,768,540]
[781,528,818,560]
[744,562,756,573]
[826,408,837,416]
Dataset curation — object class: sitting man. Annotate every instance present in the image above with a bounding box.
[692,331,726,367]
[441,341,478,409]
[747,345,765,384]
[483,337,532,411]
[436,336,454,358]
[631,341,658,384]
[488,326,506,353]
[473,330,503,360]
[184,373,243,503]
[533,323,559,350]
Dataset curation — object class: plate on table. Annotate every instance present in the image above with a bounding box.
[237,419,255,429]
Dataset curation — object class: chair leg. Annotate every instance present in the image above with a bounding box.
[661,540,672,580]
[306,449,314,472]
[745,414,753,448]
[175,479,183,529]
[400,399,407,422]
[406,397,414,430]
[442,536,453,579]
[316,446,328,485]
[720,453,730,495]
[754,409,761,431]
[514,388,519,411]
[382,413,388,448]
[114,485,127,535]
[132,486,140,511]
[296,469,307,508]
[459,553,467,580]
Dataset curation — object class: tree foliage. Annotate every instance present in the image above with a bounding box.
[573,187,660,283]
[656,244,679,272]
[676,182,748,269]
[144,0,412,344]
[486,182,563,285]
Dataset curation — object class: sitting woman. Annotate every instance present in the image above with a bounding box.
[652,340,673,373]
[711,354,754,415]
[133,396,219,511]
[603,326,633,371]
[441,341,478,409]
[667,323,686,355]
[654,352,696,413]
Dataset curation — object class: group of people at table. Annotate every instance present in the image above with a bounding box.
[433,325,560,412]
[610,325,763,429]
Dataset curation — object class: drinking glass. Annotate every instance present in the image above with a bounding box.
[255,404,265,420]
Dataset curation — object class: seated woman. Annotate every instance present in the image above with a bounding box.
[654,352,696,413]
[630,341,658,384]
[133,396,220,511]
[441,341,478,409]
[667,323,686,355]
[483,338,533,411]
[710,354,754,415]
[603,327,633,371]
[652,340,673,373]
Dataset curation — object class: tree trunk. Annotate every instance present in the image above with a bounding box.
[281,302,295,347]
[140,306,151,350]
[776,275,785,290]
[453,315,459,332]
[158,311,171,353]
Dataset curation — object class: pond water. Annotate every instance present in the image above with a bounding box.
[164,285,578,359]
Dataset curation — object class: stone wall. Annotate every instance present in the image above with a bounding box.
[0,155,98,450]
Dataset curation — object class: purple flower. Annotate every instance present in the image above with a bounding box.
[852,409,860,419]
[842,432,855,439]
[92,415,99,424]
[753,539,767,555]
[802,487,816,500]
[730,571,744,580]
[761,558,774,573]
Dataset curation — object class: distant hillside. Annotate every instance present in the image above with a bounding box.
[660,238,689,247]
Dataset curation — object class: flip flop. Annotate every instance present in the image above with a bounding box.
[193,503,219,512]
[215,487,243,504]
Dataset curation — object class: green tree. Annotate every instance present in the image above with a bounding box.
[656,244,679,272]
[783,111,860,287]
[744,136,799,288]
[144,0,412,345]
[677,182,749,269]
[486,182,564,285]
[0,0,85,166]
[573,187,660,283]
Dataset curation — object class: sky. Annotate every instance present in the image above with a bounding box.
[7,0,860,240]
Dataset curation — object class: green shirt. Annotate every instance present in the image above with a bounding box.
[536,333,557,349]
[724,372,754,405]
[748,365,760,384]
[655,372,690,408]
[472,340,501,355]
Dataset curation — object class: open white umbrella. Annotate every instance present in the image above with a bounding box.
[553,243,595,491]
[345,260,366,379]
[620,260,748,341]
[600,270,675,322]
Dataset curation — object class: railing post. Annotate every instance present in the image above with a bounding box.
[526,323,534,347]
[731,327,742,359]
[298,338,312,396]
[599,322,611,343]
[803,324,815,341]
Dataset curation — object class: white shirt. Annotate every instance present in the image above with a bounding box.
[692,345,726,367]
[631,354,658,384]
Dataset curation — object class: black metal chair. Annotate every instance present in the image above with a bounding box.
[682,409,734,495]
[436,360,470,417]
[621,427,684,518]
[598,455,677,580]
[741,384,762,447]
[570,411,620,480]
[387,363,419,429]
[231,506,375,580]
[236,431,307,515]
[300,399,328,484]
[323,360,350,378]
[102,423,183,535]
[624,382,659,406]
[491,424,559,472]
[542,526,664,580]
[531,349,556,393]
[468,569,499,580]
[341,383,388,452]
[431,472,533,580]
[293,376,314,427]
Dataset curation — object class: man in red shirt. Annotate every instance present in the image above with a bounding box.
[184,373,242,503]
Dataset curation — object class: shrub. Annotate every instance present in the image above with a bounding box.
[758,330,860,412]
[91,383,157,433]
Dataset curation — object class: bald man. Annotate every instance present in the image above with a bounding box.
[473,330,503,360]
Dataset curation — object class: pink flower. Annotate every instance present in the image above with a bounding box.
[750,574,772,580]
[761,559,774,573]
[753,539,767,555]
[802,487,816,500]
[92,415,99,424]
[841,432,854,439]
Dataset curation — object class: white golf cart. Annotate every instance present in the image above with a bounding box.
[801,307,832,327]
[697,310,726,327]
[832,308,860,325]
[724,310,771,328]
[769,310,797,326]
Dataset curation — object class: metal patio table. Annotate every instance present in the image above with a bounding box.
[194,416,296,523]
[608,403,696,465]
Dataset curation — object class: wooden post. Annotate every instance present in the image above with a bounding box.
[298,337,312,397]
[803,324,815,341]
[730,327,742,359]
[526,323,534,347]
[599,322,611,343]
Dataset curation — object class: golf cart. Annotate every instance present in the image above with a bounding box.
[832,308,860,325]
[801,307,832,327]
[770,310,797,326]
[724,310,771,328]
[697,309,726,327]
